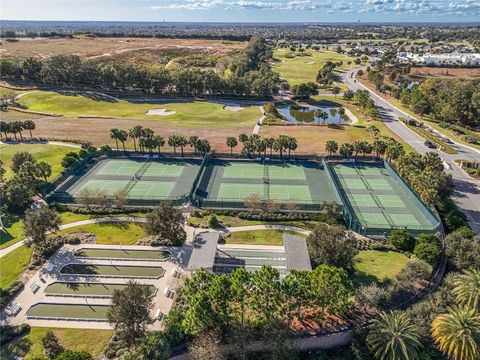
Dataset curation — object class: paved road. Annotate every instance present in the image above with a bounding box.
[343,69,480,236]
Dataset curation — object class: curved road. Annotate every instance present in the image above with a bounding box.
[343,69,480,237]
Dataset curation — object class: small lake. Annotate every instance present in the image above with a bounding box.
[277,104,350,125]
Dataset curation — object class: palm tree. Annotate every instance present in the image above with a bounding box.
[273,136,288,158]
[188,136,199,154]
[385,142,405,162]
[129,125,143,152]
[373,139,387,158]
[286,136,297,157]
[226,137,238,156]
[325,140,338,156]
[352,140,364,158]
[23,120,36,140]
[238,133,248,143]
[314,109,329,125]
[0,121,9,140]
[431,306,480,360]
[117,129,128,151]
[453,270,480,311]
[177,136,188,157]
[154,135,165,154]
[168,135,179,155]
[13,121,24,141]
[367,125,380,139]
[339,143,354,158]
[264,137,275,157]
[109,128,120,150]
[332,86,341,97]
[367,311,422,360]
[197,139,211,155]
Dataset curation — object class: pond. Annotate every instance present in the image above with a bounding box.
[277,104,350,125]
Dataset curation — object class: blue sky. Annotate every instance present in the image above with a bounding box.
[2,0,479,22]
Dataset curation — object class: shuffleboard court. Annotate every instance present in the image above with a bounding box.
[328,161,440,235]
[75,248,170,260]
[60,264,165,277]
[27,303,109,320]
[44,282,156,296]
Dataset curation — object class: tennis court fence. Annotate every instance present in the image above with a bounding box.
[324,159,441,237]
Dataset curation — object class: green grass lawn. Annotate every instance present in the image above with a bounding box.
[0,245,33,289]
[0,86,24,99]
[353,250,409,287]
[60,264,165,277]
[0,327,112,360]
[0,144,77,180]
[226,229,285,246]
[17,91,260,128]
[0,213,24,250]
[58,222,146,245]
[272,49,356,85]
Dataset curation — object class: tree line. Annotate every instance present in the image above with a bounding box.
[0,37,281,98]
[0,120,36,141]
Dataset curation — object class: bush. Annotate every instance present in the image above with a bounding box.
[445,230,480,270]
[0,281,25,310]
[414,242,440,265]
[207,215,220,228]
[356,284,392,309]
[395,258,432,289]
[388,229,416,252]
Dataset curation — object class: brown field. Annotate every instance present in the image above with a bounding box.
[409,67,480,78]
[0,111,251,152]
[0,37,246,61]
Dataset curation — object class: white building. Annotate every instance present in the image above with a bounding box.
[398,52,480,67]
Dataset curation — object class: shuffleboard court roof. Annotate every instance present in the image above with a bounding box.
[187,232,219,270]
[283,234,312,271]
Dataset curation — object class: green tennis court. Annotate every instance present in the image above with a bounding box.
[269,184,311,201]
[44,282,156,296]
[62,156,203,204]
[329,162,440,234]
[27,303,110,320]
[60,264,165,278]
[223,162,264,179]
[98,159,184,177]
[217,183,265,199]
[74,248,170,260]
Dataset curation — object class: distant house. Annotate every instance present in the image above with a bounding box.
[398,52,480,67]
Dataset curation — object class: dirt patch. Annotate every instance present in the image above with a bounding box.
[145,108,176,116]
[0,112,251,152]
[305,61,315,64]
[1,37,247,61]
[409,67,480,78]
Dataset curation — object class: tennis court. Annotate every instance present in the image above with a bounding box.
[58,156,202,204]
[328,162,440,235]
[195,158,336,209]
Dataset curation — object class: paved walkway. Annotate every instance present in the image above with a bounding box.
[252,105,266,135]
[0,216,146,258]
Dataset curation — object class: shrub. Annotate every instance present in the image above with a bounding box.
[414,242,440,265]
[388,229,416,252]
[395,258,432,289]
[207,215,220,228]
[356,284,392,309]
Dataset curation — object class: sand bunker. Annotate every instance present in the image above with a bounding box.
[224,105,244,112]
[145,108,176,116]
